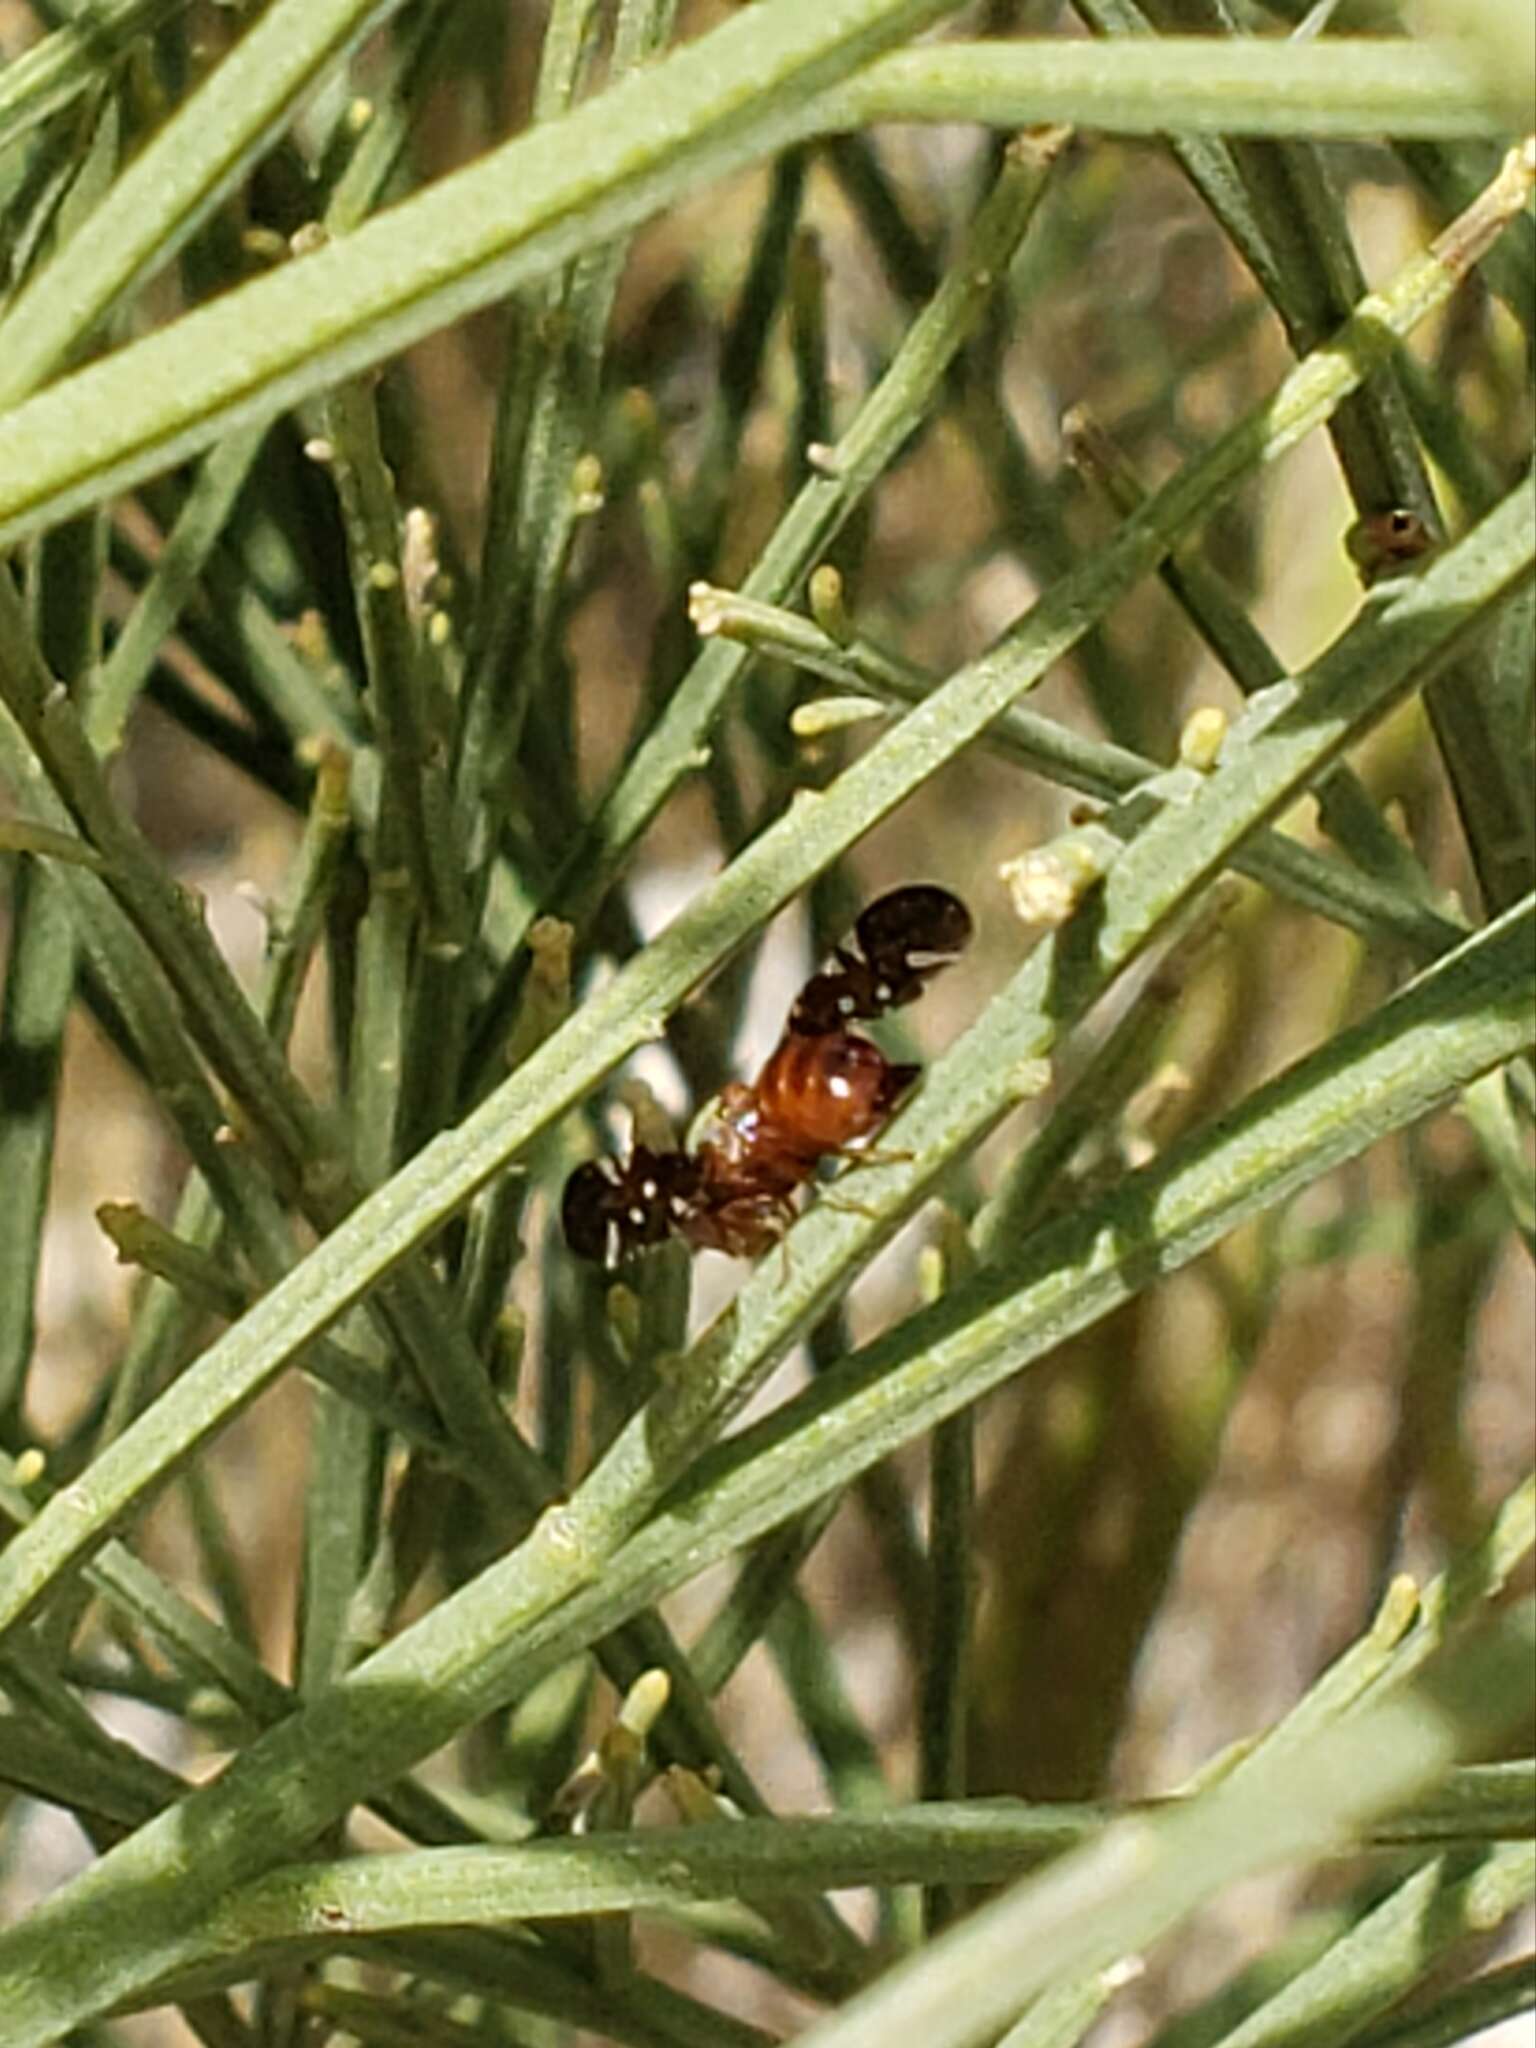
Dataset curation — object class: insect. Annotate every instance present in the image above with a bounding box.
[562,884,972,1267]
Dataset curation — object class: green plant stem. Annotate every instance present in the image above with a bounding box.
[1200,1849,1536,2048]
[0,0,417,402]
[0,283,1526,1662]
[93,748,352,1450]
[0,0,190,160]
[0,876,1525,2040]
[0,856,75,1423]
[0,1632,188,1819]
[554,484,1531,1583]
[70,1625,1536,2031]
[262,740,355,1053]
[483,140,1529,1072]
[459,0,677,837]
[767,1587,892,1817]
[183,541,372,753]
[181,1461,261,1660]
[466,125,1067,1085]
[95,1202,248,1318]
[0,0,960,546]
[0,514,100,1425]
[330,1928,780,2048]
[1396,136,1536,346]
[1341,1958,1536,2048]
[683,149,813,568]
[0,29,1531,536]
[290,1982,570,2048]
[456,0,604,788]
[922,1397,976,1932]
[302,392,409,1707]
[97,1248,443,1444]
[323,0,464,234]
[321,375,463,942]
[997,1973,1116,2048]
[1461,1068,1536,1250]
[0,1703,181,1832]
[1065,407,1443,908]
[830,37,1534,137]
[689,1500,845,1695]
[971,944,1180,1259]
[697,589,1468,962]
[19,1763,1524,1958]
[91,427,267,756]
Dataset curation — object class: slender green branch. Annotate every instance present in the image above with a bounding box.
[1188,1849,1536,2048]
[458,0,678,830]
[103,1763,1536,1951]
[696,587,1470,961]
[1341,1959,1536,2048]
[533,483,1532,1614]
[1064,405,1447,908]
[0,885,1525,2042]
[0,0,190,161]
[90,428,267,756]
[997,1974,1116,2048]
[0,863,73,1419]
[4,13,1527,2041]
[473,911,1536,1768]
[320,376,464,943]
[922,1393,976,1932]
[483,140,1532,1036]
[84,1620,1536,2035]
[0,0,416,404]
[467,124,1069,1082]
[0,309,1525,1676]
[789,1836,1534,2048]
[826,38,1536,138]
[0,0,958,545]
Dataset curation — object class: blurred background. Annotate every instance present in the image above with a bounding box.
[1,0,1531,2040]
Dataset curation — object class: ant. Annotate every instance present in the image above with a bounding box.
[562,884,972,1268]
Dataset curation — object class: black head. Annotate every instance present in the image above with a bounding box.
[791,884,972,1034]
[561,1145,705,1266]
[855,884,973,982]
